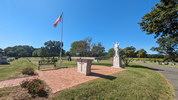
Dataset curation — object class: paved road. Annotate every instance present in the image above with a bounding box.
[137,62,178,100]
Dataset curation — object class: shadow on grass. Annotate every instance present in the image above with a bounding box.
[90,72,117,80]
[128,65,164,71]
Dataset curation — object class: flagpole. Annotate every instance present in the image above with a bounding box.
[60,12,63,62]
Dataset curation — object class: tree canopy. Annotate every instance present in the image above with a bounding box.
[147,54,164,58]
[136,49,147,58]
[2,40,64,58]
[70,40,88,57]
[120,46,136,66]
[107,48,115,57]
[139,0,178,38]
[44,40,64,57]
[120,46,136,58]
[4,46,34,57]
[32,40,65,57]
[91,42,105,57]
[70,38,105,57]
[151,37,178,61]
[0,48,3,56]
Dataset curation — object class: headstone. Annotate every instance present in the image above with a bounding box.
[0,56,8,64]
[113,42,121,68]
[77,59,93,75]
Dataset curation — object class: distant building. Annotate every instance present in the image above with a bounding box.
[0,56,8,64]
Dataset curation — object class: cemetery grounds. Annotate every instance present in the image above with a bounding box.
[0,57,176,100]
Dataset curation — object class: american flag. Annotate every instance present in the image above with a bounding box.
[53,13,63,27]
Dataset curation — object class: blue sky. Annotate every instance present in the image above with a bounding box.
[0,0,159,54]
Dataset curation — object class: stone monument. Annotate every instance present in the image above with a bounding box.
[77,59,93,75]
[113,42,121,68]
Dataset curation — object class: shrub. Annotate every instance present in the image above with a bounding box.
[20,79,49,97]
[21,80,31,88]
[22,67,35,75]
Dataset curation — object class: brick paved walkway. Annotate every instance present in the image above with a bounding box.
[0,76,38,88]
[37,65,125,93]
[0,65,125,93]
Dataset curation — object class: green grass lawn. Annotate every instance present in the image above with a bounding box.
[52,63,175,100]
[28,57,113,68]
[92,60,113,66]
[0,58,37,81]
[28,57,77,68]
[0,57,78,81]
[0,58,175,100]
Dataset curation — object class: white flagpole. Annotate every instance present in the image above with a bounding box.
[60,12,63,62]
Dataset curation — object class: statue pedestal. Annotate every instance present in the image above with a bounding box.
[113,56,121,68]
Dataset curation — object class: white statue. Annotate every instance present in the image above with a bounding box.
[114,42,119,57]
[113,42,121,68]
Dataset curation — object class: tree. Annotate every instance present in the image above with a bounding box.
[70,37,93,57]
[139,0,177,38]
[32,49,40,57]
[0,48,3,56]
[43,40,64,57]
[84,37,92,57]
[34,40,65,58]
[70,40,88,57]
[121,46,136,57]
[151,37,178,61]
[147,54,164,58]
[65,51,71,56]
[4,46,34,57]
[38,47,50,57]
[91,42,105,57]
[69,37,105,57]
[136,49,147,58]
[120,46,136,66]
[107,48,115,57]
